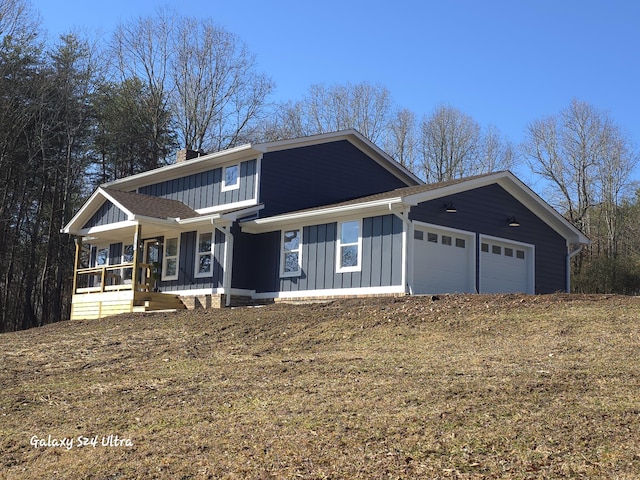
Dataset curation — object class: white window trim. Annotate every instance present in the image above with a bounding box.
[280,228,302,278]
[162,236,180,281]
[221,163,240,192]
[95,245,110,267]
[336,219,362,273]
[194,230,214,278]
[121,243,134,284]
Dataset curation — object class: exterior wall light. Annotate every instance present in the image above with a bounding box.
[444,201,457,213]
[507,216,520,227]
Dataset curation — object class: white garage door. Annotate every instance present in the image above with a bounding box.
[479,236,534,294]
[413,225,475,294]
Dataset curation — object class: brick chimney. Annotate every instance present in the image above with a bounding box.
[176,148,200,163]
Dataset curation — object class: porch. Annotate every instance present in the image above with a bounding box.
[70,288,186,320]
[70,231,187,320]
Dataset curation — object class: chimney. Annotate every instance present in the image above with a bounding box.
[176,148,200,163]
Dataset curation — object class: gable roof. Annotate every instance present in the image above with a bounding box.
[102,130,422,192]
[240,171,590,245]
[61,188,262,237]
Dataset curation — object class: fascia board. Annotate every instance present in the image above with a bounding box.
[495,175,590,244]
[61,188,132,234]
[102,144,258,191]
[61,188,103,233]
[241,198,404,234]
[403,171,589,245]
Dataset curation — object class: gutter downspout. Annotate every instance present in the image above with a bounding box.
[566,243,583,293]
[389,204,412,295]
[212,219,234,307]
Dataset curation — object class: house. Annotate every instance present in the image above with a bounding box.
[62,130,588,319]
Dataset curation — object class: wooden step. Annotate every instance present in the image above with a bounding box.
[134,292,186,312]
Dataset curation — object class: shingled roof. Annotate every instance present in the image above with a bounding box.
[104,188,200,220]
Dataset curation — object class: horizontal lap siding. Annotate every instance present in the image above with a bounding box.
[83,201,127,228]
[408,184,567,293]
[138,159,257,210]
[259,141,411,217]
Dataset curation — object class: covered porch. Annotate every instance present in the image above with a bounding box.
[69,223,187,320]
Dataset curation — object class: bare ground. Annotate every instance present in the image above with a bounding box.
[1,293,639,479]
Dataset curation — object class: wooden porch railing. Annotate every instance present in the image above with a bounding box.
[74,263,154,294]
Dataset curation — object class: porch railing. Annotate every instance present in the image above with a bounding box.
[75,263,153,294]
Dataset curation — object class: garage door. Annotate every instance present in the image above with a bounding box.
[413,225,475,294]
[479,236,533,294]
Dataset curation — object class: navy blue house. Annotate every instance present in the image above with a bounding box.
[63,130,588,319]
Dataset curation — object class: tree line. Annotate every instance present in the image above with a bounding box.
[0,1,638,331]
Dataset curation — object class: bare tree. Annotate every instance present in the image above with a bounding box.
[418,105,481,182]
[384,108,417,171]
[110,9,174,165]
[110,10,273,155]
[172,18,274,152]
[522,99,637,236]
[261,82,394,144]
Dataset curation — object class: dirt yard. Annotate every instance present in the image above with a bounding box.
[1,293,639,478]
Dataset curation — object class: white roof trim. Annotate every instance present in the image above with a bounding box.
[241,198,404,234]
[101,130,421,193]
[240,171,589,245]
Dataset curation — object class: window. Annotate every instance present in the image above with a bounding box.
[122,244,134,282]
[162,237,179,280]
[95,246,109,267]
[427,232,438,243]
[441,235,452,246]
[492,245,502,255]
[455,238,466,248]
[505,247,514,257]
[337,220,361,272]
[414,230,424,241]
[481,243,489,252]
[516,249,525,259]
[222,164,239,191]
[195,232,213,278]
[281,229,302,277]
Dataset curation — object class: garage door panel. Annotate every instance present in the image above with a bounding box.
[413,226,474,294]
[480,238,533,294]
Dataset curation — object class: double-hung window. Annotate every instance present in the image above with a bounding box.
[281,229,302,277]
[195,231,213,278]
[222,164,239,191]
[162,237,179,281]
[122,244,134,283]
[337,220,361,272]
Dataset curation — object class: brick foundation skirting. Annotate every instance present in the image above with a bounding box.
[179,292,406,309]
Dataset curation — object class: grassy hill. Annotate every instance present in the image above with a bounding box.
[1,294,639,479]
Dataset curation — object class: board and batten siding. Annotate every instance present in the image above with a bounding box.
[158,229,226,292]
[239,214,404,295]
[83,201,127,228]
[138,158,257,210]
[408,184,568,293]
[259,141,412,218]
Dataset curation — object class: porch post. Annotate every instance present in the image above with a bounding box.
[213,221,233,307]
[72,236,82,294]
[132,223,142,291]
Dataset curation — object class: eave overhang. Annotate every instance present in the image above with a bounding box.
[240,198,406,234]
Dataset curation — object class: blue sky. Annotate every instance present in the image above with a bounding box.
[31,0,639,182]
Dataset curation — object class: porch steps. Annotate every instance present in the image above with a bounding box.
[133,292,187,313]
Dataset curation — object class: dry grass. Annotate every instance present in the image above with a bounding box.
[1,293,639,479]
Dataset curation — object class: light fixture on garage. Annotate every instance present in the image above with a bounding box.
[507,216,520,227]
[444,201,457,213]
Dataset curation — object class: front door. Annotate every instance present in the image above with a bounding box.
[142,239,161,291]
